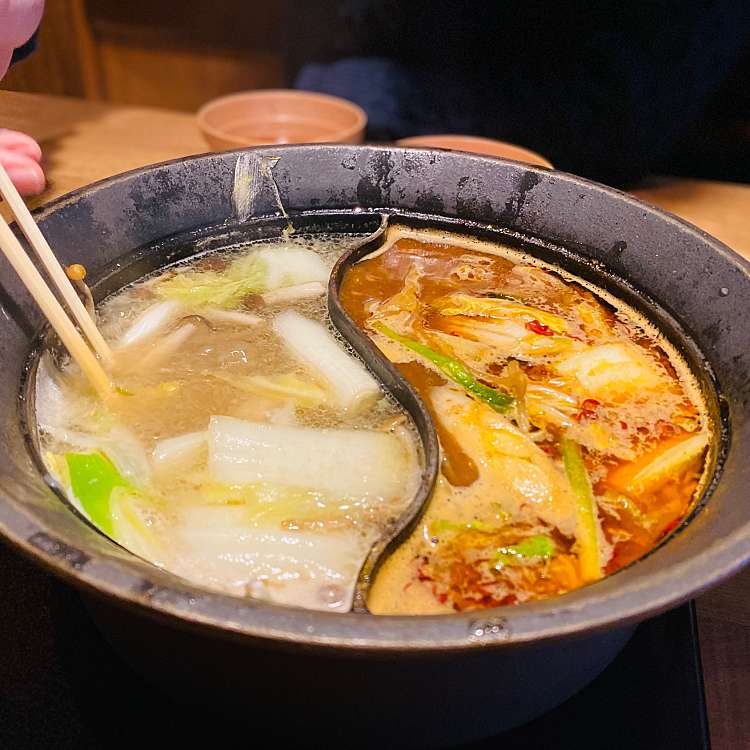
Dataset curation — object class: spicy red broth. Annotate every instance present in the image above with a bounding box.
[340,228,710,614]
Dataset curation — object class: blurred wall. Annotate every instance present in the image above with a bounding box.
[1,0,285,110]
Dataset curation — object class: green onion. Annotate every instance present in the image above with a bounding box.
[65,452,129,536]
[561,437,602,581]
[492,534,556,567]
[373,322,513,413]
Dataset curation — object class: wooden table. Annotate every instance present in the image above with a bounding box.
[2,89,749,747]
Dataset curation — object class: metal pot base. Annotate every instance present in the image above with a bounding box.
[84,594,633,748]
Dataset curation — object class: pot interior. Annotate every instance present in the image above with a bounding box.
[0,145,747,650]
[20,210,726,612]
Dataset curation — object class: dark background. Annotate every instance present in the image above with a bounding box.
[0,538,708,750]
[2,1,750,187]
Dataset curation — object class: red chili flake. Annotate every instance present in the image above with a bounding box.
[620,421,628,430]
[575,398,601,422]
[416,567,433,582]
[437,593,448,605]
[656,419,676,438]
[525,319,554,336]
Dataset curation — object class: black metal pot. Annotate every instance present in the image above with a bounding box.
[1,145,748,748]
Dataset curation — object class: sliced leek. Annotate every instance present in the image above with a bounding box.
[374,322,513,413]
[561,437,602,582]
[273,310,381,413]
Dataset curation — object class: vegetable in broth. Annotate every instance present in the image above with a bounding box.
[339,229,710,614]
[35,235,422,613]
[34,226,712,617]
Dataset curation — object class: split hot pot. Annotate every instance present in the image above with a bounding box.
[1,145,748,747]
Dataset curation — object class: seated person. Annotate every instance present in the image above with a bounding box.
[294,1,750,186]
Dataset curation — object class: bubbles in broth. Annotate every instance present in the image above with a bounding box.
[35,234,422,612]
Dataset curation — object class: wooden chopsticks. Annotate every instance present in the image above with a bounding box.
[0,164,112,398]
[0,166,112,364]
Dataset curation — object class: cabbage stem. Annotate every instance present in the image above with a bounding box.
[208,415,412,500]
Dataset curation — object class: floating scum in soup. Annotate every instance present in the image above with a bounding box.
[339,227,711,615]
[35,235,421,613]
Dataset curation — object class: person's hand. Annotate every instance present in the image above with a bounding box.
[0,0,44,78]
[1,2,46,195]
[0,129,45,196]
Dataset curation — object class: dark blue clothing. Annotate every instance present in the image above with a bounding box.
[10,30,38,66]
[295,2,750,186]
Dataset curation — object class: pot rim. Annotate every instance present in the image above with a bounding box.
[3,143,749,652]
